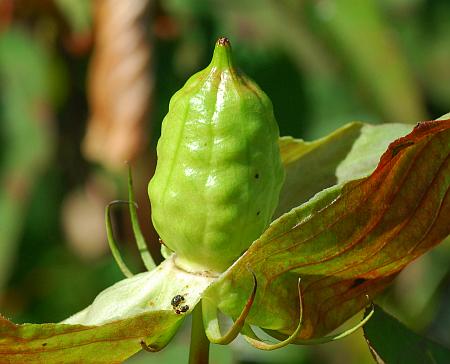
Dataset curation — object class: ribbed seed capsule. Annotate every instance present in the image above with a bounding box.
[148,37,284,273]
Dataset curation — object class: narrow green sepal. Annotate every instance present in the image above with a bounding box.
[105,200,134,278]
[127,164,156,271]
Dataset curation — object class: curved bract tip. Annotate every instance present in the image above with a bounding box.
[140,339,159,352]
[241,278,304,350]
[202,272,257,345]
[265,294,375,346]
[293,300,375,345]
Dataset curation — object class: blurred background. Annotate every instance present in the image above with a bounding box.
[0,0,449,363]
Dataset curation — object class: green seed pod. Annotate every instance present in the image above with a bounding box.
[148,37,284,273]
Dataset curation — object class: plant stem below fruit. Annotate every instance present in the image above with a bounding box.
[189,302,210,364]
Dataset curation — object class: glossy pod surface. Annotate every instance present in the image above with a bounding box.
[148,38,284,273]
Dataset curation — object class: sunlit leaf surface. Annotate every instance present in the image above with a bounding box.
[0,258,214,363]
[206,119,450,339]
[0,311,178,364]
[364,305,450,364]
[276,122,413,216]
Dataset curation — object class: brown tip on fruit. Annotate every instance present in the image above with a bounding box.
[217,37,231,47]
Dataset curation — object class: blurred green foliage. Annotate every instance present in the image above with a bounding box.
[0,28,55,291]
[364,305,450,363]
[0,0,449,363]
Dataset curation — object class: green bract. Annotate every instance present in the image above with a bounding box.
[148,38,284,273]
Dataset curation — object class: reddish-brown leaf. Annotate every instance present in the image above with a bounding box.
[205,119,450,339]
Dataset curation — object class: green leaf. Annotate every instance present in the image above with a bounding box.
[276,122,412,216]
[0,257,214,362]
[364,305,450,364]
[0,312,178,363]
[205,119,450,340]
[63,257,213,326]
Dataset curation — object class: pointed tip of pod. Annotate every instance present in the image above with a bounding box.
[210,36,234,70]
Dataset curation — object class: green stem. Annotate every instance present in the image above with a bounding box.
[189,302,210,364]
